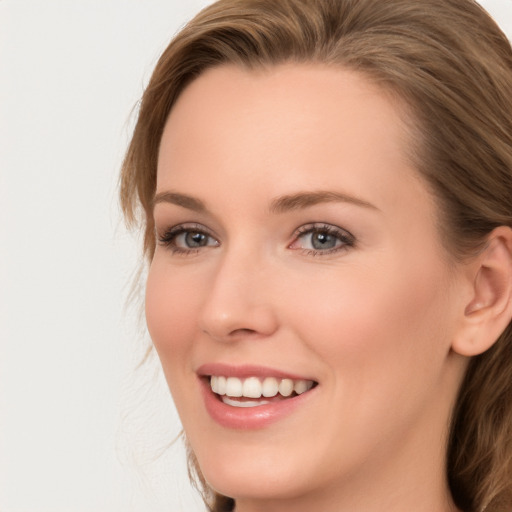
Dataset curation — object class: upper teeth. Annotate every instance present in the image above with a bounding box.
[210,376,314,398]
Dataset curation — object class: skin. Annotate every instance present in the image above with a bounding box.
[146,64,471,512]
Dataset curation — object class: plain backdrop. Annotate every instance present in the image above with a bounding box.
[1,1,511,511]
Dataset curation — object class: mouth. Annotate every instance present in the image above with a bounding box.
[209,375,316,408]
[197,364,318,429]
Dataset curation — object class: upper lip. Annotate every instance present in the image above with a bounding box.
[196,363,317,382]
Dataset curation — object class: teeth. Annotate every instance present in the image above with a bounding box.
[217,376,227,395]
[294,379,313,394]
[225,377,243,397]
[222,396,271,408]
[278,378,294,397]
[210,375,315,399]
[243,377,262,398]
[262,377,279,397]
[211,375,219,394]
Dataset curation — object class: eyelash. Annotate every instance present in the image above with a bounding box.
[157,223,218,255]
[291,223,356,256]
[157,223,356,256]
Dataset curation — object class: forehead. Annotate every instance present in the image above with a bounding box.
[160,63,410,154]
[157,63,426,213]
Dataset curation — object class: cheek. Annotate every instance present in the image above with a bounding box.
[282,254,455,395]
[269,256,457,469]
[145,259,201,371]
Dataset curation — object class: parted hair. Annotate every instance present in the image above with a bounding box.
[120,1,512,511]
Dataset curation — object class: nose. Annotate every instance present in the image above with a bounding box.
[198,250,279,342]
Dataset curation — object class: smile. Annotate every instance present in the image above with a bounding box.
[198,364,318,428]
[210,376,315,407]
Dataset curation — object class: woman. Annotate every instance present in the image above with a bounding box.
[120,0,512,511]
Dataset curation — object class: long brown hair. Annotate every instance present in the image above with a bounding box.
[120,1,512,510]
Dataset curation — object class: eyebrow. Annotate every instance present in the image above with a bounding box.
[153,192,207,213]
[152,189,378,214]
[269,190,378,214]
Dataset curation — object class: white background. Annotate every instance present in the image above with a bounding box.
[1,1,511,511]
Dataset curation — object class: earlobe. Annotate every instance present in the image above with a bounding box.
[452,226,512,357]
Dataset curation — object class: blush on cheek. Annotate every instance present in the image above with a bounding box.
[145,267,184,354]
[145,261,206,375]
[145,271,167,348]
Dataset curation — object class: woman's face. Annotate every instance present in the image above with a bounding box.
[147,64,468,509]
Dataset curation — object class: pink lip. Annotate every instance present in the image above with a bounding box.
[196,364,318,430]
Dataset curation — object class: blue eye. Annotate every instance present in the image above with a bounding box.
[308,231,339,250]
[158,224,219,254]
[177,231,211,248]
[291,224,355,255]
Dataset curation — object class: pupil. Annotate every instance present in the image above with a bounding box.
[186,232,207,247]
[312,232,336,250]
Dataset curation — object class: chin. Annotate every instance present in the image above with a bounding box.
[205,466,309,503]
[192,441,301,498]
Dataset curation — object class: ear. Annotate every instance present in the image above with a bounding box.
[452,226,512,357]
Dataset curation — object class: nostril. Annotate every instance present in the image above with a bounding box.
[230,328,258,336]
[199,300,279,342]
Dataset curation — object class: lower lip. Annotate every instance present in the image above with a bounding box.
[200,378,316,430]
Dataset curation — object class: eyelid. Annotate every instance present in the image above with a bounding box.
[289,223,356,255]
[156,221,355,257]
[157,222,219,253]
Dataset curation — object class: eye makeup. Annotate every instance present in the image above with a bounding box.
[156,220,356,258]
[290,223,356,256]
